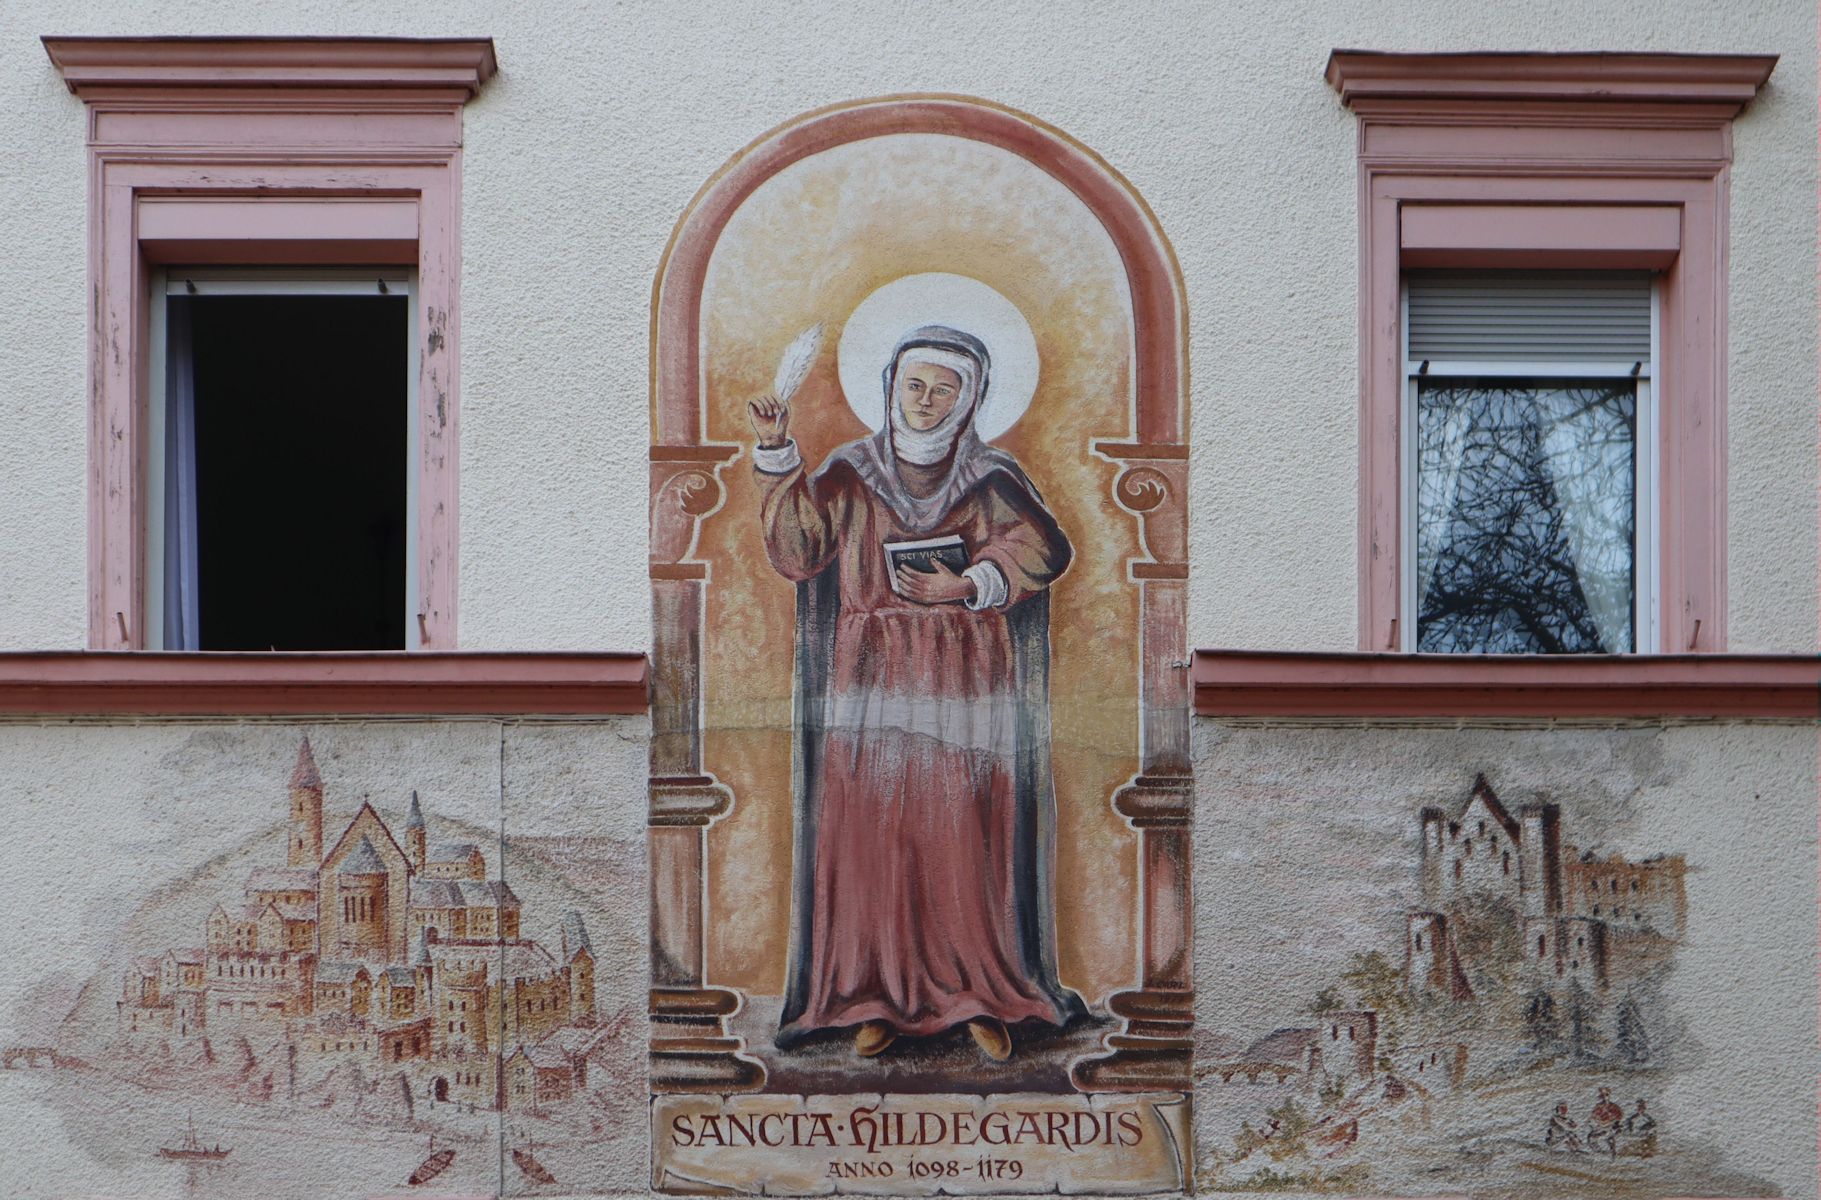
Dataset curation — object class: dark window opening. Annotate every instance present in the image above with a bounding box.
[176,291,408,649]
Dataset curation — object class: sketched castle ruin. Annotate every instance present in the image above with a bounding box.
[117,737,601,1112]
[1207,775,1687,1092]
[1406,775,1686,1002]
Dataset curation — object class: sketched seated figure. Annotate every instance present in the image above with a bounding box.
[749,323,1086,1062]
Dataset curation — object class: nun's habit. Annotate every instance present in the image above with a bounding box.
[752,325,1086,1046]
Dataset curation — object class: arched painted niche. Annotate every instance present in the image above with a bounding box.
[647,98,1191,1159]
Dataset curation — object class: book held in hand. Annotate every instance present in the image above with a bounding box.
[883,534,969,596]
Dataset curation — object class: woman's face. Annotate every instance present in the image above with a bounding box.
[893,361,964,431]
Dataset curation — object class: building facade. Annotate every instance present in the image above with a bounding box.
[0,2,1815,1198]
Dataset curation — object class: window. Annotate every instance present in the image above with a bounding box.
[44,37,495,650]
[149,271,417,650]
[1329,51,1776,653]
[1404,271,1656,654]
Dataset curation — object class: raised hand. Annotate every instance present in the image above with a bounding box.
[895,559,975,605]
[748,393,790,449]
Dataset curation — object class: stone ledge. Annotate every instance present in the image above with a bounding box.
[1194,650,1821,719]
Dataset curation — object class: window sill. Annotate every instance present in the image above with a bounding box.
[1193,650,1819,719]
[0,652,647,716]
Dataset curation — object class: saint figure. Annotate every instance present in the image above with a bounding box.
[749,324,1085,1060]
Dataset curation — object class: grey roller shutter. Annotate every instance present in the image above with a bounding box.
[1407,271,1652,363]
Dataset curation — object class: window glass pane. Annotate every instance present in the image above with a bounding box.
[1416,380,1636,654]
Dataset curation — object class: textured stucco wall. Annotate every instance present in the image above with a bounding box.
[0,0,1810,652]
[1195,719,1821,1199]
[0,714,1812,1198]
[0,715,650,1197]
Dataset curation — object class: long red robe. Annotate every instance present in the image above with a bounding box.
[761,450,1080,1040]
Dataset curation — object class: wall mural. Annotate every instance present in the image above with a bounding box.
[1197,728,1802,1199]
[648,96,1194,1194]
[3,724,647,1198]
[1207,776,1694,1193]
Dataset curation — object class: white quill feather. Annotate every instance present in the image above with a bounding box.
[772,324,823,402]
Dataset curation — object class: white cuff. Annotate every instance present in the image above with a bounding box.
[752,439,801,475]
[963,560,1009,610]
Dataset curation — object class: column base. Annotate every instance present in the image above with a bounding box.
[1070,987,1193,1093]
[650,986,768,1094]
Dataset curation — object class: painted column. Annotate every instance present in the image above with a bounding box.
[648,449,766,1093]
[1071,448,1194,1092]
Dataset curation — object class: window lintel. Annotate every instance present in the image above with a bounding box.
[42,35,497,101]
[1325,50,1775,115]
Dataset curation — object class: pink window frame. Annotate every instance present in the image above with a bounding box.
[43,37,496,650]
[1328,51,1776,654]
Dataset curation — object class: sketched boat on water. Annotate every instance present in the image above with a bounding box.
[157,1116,230,1162]
[512,1145,557,1185]
[509,1130,558,1185]
[1314,1116,1359,1157]
[407,1135,456,1186]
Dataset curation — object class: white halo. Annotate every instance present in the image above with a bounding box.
[836,273,1039,442]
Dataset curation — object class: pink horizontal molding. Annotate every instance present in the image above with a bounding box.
[0,653,648,716]
[1193,650,1821,719]
[138,197,420,265]
[1401,203,1681,270]
[1325,50,1777,111]
[41,36,497,97]
[139,198,420,244]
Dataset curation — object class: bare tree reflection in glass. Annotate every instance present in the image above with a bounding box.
[1416,381,1636,654]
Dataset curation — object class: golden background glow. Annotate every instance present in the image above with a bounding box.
[697,133,1141,1002]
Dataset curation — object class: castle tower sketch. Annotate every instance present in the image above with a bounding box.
[1199,773,1769,1198]
[9,733,640,1196]
[116,738,599,1114]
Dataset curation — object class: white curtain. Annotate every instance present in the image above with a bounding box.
[163,298,200,651]
[1535,385,1635,653]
